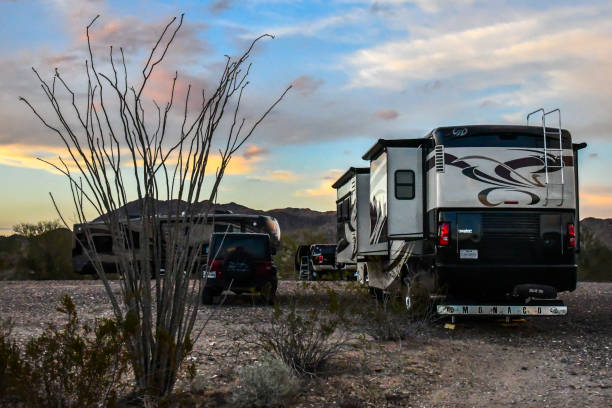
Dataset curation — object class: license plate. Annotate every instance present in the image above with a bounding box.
[460,249,478,259]
[205,271,216,279]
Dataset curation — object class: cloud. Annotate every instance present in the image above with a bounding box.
[581,184,612,218]
[238,8,368,39]
[209,0,235,14]
[0,142,256,176]
[242,145,269,160]
[291,75,324,96]
[83,16,209,62]
[295,169,343,197]
[374,108,399,120]
[248,170,299,183]
[345,6,612,89]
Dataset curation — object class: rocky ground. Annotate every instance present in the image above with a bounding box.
[0,280,610,407]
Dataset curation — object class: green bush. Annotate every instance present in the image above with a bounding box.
[25,228,77,280]
[230,356,300,407]
[0,295,129,407]
[578,227,612,282]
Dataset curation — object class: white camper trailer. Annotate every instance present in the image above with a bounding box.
[72,213,281,275]
[332,167,370,278]
[335,111,586,317]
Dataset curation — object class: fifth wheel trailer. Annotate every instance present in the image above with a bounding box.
[332,167,370,278]
[72,213,281,275]
[334,111,586,317]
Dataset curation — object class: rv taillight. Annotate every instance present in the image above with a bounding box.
[438,222,450,246]
[568,223,576,248]
[317,255,323,263]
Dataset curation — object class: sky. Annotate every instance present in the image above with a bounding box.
[1,0,611,233]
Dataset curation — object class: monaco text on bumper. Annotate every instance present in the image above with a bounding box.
[437,304,567,316]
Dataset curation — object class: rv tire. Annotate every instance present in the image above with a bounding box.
[202,287,215,305]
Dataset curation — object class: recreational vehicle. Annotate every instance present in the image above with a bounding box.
[334,110,586,318]
[332,167,370,278]
[72,213,281,275]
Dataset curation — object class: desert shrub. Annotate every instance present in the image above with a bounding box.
[25,228,76,280]
[0,295,129,407]
[230,355,300,407]
[0,320,21,401]
[12,220,63,238]
[360,283,437,342]
[254,285,348,377]
[578,227,612,282]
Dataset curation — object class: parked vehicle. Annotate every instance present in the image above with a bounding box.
[72,213,281,276]
[309,244,337,278]
[334,109,586,319]
[202,232,277,304]
[294,243,341,280]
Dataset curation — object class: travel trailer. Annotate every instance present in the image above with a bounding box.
[334,110,586,318]
[332,167,370,276]
[72,213,281,275]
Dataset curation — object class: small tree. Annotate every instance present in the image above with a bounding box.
[20,14,289,402]
[12,219,63,238]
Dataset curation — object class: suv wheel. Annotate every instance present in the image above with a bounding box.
[202,287,215,305]
[261,278,277,305]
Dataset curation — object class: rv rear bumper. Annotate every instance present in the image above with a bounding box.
[436,264,577,296]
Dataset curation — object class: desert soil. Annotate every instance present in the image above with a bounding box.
[0,280,610,407]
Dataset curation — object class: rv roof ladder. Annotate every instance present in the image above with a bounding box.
[527,108,565,205]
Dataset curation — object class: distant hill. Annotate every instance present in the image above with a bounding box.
[93,199,336,241]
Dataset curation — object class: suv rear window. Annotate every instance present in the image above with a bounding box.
[313,245,335,255]
[210,235,269,260]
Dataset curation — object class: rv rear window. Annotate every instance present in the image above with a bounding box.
[395,170,415,200]
[342,198,350,221]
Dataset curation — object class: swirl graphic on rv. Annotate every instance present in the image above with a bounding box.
[444,148,573,207]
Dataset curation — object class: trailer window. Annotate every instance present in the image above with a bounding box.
[342,198,350,221]
[93,235,113,254]
[395,170,415,200]
[337,197,351,221]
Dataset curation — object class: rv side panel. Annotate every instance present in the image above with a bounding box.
[368,152,388,254]
[335,174,356,265]
[386,147,424,239]
[356,172,371,255]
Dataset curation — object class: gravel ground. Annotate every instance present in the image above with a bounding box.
[0,280,610,407]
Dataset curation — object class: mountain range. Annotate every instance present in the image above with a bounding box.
[93,199,336,240]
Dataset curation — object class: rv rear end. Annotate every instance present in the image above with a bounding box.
[428,125,586,301]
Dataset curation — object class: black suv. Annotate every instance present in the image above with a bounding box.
[202,232,277,304]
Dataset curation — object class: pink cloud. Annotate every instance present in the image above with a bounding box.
[291,75,324,96]
[242,145,269,160]
[374,109,399,120]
